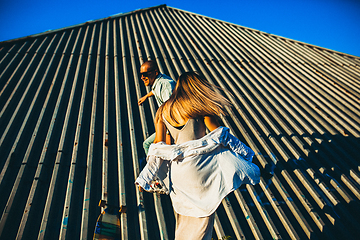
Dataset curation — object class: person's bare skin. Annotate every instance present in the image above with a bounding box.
[138,61,159,105]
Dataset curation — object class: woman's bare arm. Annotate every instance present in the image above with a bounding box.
[154,118,167,143]
[138,117,166,192]
[204,115,220,131]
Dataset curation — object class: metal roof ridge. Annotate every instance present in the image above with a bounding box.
[1,4,358,59]
[167,5,360,59]
[0,4,167,45]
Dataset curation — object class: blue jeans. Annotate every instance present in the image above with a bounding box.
[143,132,156,155]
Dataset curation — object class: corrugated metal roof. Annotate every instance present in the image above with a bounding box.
[0,4,359,240]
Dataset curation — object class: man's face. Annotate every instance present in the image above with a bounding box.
[140,65,158,87]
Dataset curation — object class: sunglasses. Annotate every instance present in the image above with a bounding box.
[140,69,155,77]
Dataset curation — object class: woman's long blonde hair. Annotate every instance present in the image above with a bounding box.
[156,72,231,125]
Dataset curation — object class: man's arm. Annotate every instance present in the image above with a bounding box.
[138,91,154,105]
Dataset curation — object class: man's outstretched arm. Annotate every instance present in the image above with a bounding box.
[138,91,154,105]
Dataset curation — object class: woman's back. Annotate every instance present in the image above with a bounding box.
[163,117,206,144]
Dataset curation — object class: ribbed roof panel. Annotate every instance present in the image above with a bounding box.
[0,5,359,240]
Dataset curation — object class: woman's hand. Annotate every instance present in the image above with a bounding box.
[138,185,144,192]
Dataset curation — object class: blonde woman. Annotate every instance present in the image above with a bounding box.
[136,72,260,240]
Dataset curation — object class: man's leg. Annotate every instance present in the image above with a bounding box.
[143,132,156,155]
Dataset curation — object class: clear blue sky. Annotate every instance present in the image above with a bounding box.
[1,0,359,57]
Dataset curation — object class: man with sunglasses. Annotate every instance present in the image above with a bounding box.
[138,60,176,154]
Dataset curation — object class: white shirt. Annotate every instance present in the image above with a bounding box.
[151,73,176,106]
[135,127,260,217]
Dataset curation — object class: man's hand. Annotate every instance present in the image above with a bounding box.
[138,95,148,105]
[138,91,154,105]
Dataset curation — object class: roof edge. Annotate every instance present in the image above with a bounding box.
[0,4,167,45]
[167,6,359,59]
[1,4,358,59]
